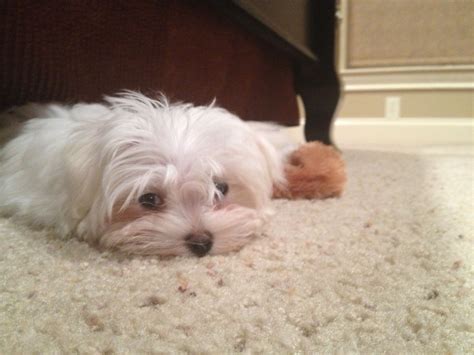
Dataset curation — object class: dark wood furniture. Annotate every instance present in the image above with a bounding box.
[216,0,340,144]
[1,0,339,144]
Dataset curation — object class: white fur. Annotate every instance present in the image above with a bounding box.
[0,92,289,256]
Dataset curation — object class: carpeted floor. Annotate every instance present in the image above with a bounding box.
[1,147,473,353]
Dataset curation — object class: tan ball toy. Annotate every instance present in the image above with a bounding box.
[273,142,346,199]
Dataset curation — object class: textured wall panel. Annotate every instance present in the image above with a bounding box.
[346,0,474,68]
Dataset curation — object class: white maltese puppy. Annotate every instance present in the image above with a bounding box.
[0,92,289,256]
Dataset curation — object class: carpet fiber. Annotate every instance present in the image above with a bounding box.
[1,147,473,353]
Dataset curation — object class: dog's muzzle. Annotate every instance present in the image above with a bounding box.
[185,231,213,257]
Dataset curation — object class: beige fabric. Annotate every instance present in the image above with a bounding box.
[1,147,473,353]
[347,0,474,68]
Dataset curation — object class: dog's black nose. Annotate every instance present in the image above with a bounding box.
[185,232,213,257]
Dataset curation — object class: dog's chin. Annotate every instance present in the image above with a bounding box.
[97,205,266,256]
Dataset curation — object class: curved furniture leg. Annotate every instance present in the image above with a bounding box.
[295,0,340,145]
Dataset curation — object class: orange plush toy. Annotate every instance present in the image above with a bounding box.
[273,142,346,199]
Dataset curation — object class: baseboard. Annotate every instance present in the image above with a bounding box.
[333,118,474,147]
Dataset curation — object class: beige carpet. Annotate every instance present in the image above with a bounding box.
[1,147,473,353]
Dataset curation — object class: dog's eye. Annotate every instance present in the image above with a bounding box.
[215,182,229,196]
[138,193,162,209]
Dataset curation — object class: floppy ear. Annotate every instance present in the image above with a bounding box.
[273,142,346,199]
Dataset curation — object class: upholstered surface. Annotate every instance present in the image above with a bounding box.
[0,0,298,125]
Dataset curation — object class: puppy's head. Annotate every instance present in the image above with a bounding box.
[76,93,282,256]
